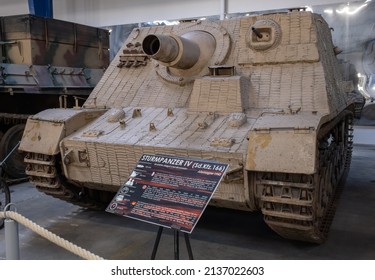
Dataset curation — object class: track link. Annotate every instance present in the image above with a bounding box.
[24,153,111,210]
[257,112,353,243]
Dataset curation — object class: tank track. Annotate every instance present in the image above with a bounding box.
[24,153,112,210]
[256,111,353,243]
[0,113,29,126]
[353,102,365,119]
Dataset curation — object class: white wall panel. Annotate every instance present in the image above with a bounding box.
[0,0,29,16]
[0,0,362,26]
[226,0,352,13]
[54,0,219,26]
[52,0,361,27]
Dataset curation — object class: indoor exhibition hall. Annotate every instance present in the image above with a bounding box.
[1,0,375,261]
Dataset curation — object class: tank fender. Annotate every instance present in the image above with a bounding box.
[19,108,105,155]
[245,113,325,175]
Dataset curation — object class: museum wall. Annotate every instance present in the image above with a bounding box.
[0,0,29,16]
[52,0,359,27]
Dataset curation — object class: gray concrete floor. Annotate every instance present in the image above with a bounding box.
[0,126,374,260]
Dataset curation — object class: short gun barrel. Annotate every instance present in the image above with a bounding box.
[142,34,200,69]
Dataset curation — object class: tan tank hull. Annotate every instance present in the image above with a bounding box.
[20,10,356,243]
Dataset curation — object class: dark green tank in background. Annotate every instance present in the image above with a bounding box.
[0,14,109,178]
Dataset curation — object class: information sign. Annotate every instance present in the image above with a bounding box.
[106,154,228,233]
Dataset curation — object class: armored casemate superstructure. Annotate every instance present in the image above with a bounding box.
[0,14,109,178]
[20,10,356,243]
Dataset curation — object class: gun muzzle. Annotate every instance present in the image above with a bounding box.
[142,34,200,69]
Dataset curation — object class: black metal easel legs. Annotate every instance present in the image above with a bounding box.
[151,226,163,260]
[151,226,194,260]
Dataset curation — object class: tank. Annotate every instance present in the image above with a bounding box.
[19,9,357,243]
[338,60,365,119]
[0,14,109,178]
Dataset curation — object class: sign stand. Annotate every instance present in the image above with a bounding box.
[151,226,194,260]
[151,226,163,260]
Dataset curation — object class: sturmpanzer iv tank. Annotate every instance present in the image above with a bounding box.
[19,9,356,243]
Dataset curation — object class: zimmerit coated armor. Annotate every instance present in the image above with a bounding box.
[20,10,356,243]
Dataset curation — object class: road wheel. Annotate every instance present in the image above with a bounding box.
[0,124,26,179]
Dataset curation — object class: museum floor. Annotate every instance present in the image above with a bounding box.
[1,126,374,260]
